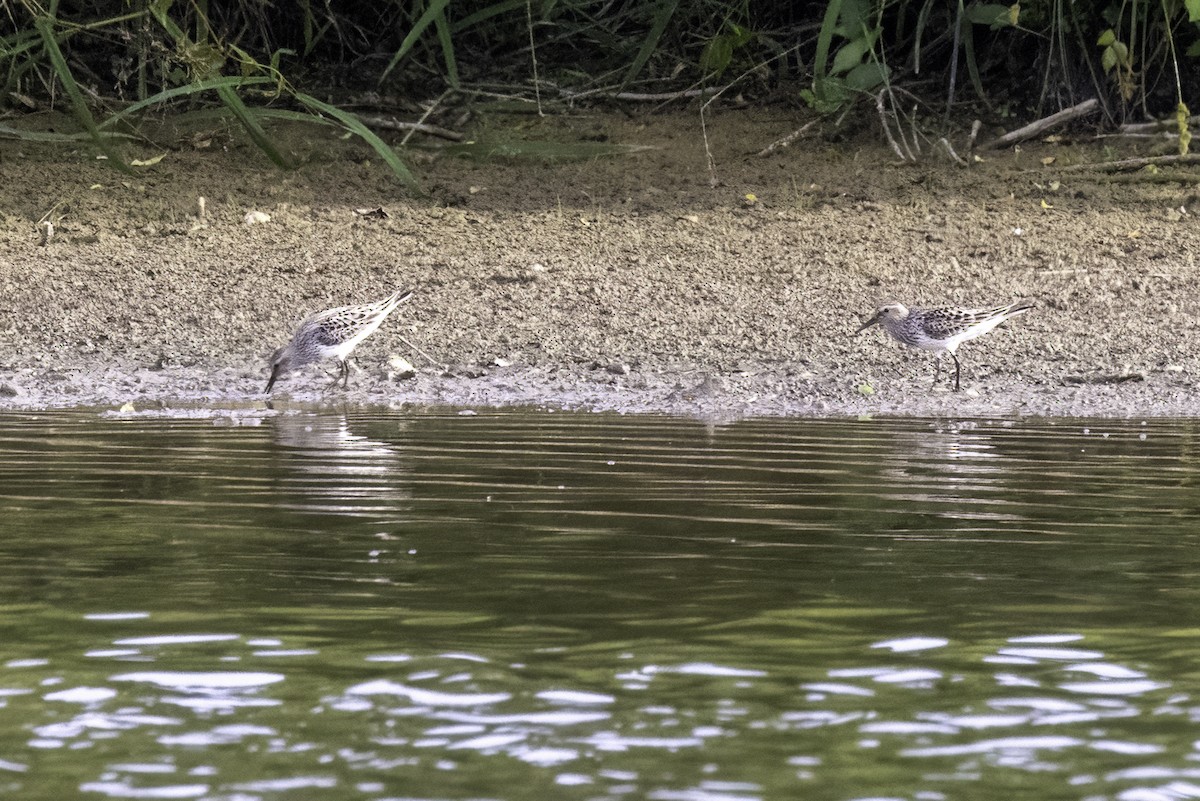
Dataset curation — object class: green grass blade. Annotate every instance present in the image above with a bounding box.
[0,124,136,142]
[433,9,459,89]
[294,92,420,190]
[961,17,993,112]
[215,82,291,168]
[452,0,527,32]
[381,0,453,82]
[97,76,275,129]
[33,15,129,171]
[621,0,677,88]
[813,0,844,83]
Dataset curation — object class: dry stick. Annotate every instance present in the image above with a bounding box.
[355,115,464,142]
[525,0,544,116]
[698,71,741,186]
[1119,115,1200,134]
[1055,153,1200,172]
[557,86,720,103]
[396,334,442,367]
[698,41,809,181]
[907,103,922,156]
[966,119,982,151]
[400,89,451,147]
[875,89,911,161]
[938,137,967,166]
[756,120,818,157]
[980,98,1099,149]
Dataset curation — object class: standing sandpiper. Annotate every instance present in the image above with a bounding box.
[855,300,1034,391]
[266,288,414,393]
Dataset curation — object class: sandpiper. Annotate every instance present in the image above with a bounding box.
[266,288,414,393]
[855,300,1034,391]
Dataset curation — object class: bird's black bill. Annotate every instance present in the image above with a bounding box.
[854,313,882,334]
[265,364,281,393]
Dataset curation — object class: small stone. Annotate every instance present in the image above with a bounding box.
[243,210,271,225]
[606,362,631,376]
[388,354,416,379]
[493,356,512,368]
[0,382,19,397]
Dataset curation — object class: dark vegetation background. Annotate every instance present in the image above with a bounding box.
[5,0,1200,183]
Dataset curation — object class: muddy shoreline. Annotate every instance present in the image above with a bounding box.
[2,110,1198,419]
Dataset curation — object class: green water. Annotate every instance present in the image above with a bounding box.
[0,409,1198,800]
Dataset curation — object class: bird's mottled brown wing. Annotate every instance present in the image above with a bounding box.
[926,305,1014,338]
[921,309,974,339]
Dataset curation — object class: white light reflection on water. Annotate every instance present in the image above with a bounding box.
[0,412,1198,800]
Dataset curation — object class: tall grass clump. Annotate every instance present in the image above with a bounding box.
[3,0,1200,174]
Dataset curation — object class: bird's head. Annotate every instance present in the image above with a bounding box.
[855,302,909,333]
[265,346,291,393]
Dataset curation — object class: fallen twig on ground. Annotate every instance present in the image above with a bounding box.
[1117,115,1200,135]
[980,98,1099,149]
[756,120,818,157]
[1056,153,1200,172]
[355,115,464,142]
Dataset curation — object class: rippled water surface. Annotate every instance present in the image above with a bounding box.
[1,409,1199,800]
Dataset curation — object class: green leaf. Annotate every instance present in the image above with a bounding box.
[1097,28,1116,47]
[1187,0,1200,22]
[964,2,1011,27]
[812,0,845,81]
[831,38,870,75]
[294,92,420,191]
[803,76,851,114]
[727,21,753,48]
[845,61,887,91]
[1101,46,1116,73]
[700,35,734,75]
[838,0,871,36]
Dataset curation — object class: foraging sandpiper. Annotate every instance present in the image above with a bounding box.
[855,300,1034,391]
[266,288,414,393]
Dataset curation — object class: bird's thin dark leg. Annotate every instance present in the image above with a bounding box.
[952,353,961,392]
[324,361,345,389]
[933,357,942,387]
[340,360,350,389]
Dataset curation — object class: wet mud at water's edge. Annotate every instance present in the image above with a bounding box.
[1,109,1197,418]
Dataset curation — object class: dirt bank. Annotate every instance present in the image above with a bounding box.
[1,108,1198,418]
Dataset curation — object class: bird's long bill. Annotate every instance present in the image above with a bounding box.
[265,363,281,393]
[854,311,882,334]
